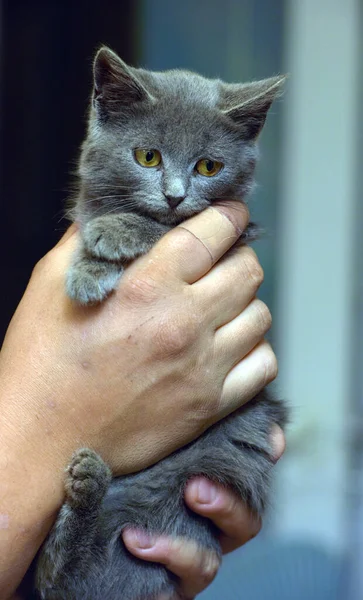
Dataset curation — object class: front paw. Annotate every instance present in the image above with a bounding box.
[65,448,112,509]
[83,218,128,261]
[83,215,147,261]
[66,255,122,305]
[82,213,169,261]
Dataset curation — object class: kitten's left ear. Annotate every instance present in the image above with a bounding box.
[220,75,286,140]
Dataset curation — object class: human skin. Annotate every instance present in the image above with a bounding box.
[124,429,285,599]
[0,202,280,598]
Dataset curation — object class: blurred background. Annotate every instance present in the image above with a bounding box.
[0,0,362,598]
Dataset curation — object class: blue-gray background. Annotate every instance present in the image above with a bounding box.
[1,1,362,598]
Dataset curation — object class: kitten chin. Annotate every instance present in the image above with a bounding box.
[32,46,287,600]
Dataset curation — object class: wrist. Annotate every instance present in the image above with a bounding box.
[0,366,75,474]
[0,379,68,522]
[0,377,70,596]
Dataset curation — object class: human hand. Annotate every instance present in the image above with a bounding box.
[0,201,277,596]
[0,201,276,477]
[124,426,285,599]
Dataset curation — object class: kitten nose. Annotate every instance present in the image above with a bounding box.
[164,195,185,209]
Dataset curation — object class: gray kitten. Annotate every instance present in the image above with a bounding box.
[32,47,287,600]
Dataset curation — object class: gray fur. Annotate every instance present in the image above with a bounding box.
[32,47,287,599]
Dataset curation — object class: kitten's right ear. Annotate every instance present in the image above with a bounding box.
[93,47,153,115]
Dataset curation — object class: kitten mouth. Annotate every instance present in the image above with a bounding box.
[151,206,198,226]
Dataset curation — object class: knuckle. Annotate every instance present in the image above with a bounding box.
[242,248,264,288]
[261,344,278,384]
[167,536,185,561]
[31,258,43,278]
[155,313,197,357]
[221,488,241,521]
[31,252,51,278]
[253,299,272,333]
[121,273,159,306]
[198,551,220,586]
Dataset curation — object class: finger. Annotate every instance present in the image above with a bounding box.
[31,226,80,284]
[53,223,79,248]
[193,245,264,327]
[185,479,261,554]
[214,299,272,368]
[219,340,278,416]
[123,529,220,598]
[48,226,80,274]
[270,424,286,462]
[146,202,249,285]
[42,224,79,269]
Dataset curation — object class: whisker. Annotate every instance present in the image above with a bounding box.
[77,199,139,218]
[90,206,127,218]
[61,196,140,221]
[84,198,138,208]
[82,184,141,192]
[80,194,135,203]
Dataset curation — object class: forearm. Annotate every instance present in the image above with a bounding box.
[0,385,68,598]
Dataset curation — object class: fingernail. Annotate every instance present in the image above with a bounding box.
[197,479,217,504]
[124,528,155,549]
[213,201,248,235]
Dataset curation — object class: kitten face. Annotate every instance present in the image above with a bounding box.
[76,49,285,227]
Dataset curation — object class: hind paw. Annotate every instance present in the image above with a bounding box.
[65,448,112,509]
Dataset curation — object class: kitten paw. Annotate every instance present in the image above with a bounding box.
[65,448,112,509]
[82,213,168,261]
[66,257,122,305]
[83,219,129,261]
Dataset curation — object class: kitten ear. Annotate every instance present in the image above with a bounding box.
[220,75,286,140]
[93,47,153,114]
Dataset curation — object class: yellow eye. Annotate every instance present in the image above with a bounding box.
[195,159,223,177]
[134,148,161,168]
